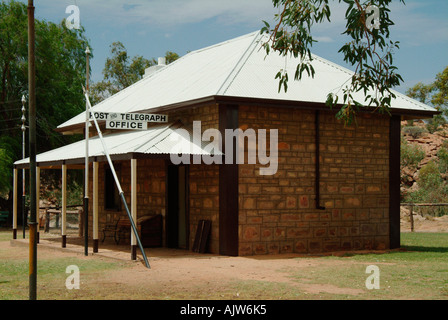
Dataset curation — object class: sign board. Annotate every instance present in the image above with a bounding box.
[106,120,147,130]
[89,112,168,123]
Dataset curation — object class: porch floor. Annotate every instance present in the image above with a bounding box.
[10,231,212,265]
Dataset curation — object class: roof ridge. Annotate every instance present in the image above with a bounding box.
[216,31,262,96]
[191,31,259,56]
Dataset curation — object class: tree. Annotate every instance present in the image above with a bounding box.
[261,0,404,125]
[164,51,180,64]
[90,42,180,104]
[0,1,91,205]
[406,66,448,133]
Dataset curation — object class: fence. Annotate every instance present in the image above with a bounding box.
[40,205,83,236]
[400,203,448,232]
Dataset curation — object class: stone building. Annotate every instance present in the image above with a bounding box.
[13,32,437,257]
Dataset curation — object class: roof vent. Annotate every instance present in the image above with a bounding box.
[144,57,167,78]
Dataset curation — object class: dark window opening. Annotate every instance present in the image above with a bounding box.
[105,165,121,211]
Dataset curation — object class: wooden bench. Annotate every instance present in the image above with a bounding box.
[0,211,8,226]
[116,219,133,244]
[102,218,138,245]
[101,215,162,246]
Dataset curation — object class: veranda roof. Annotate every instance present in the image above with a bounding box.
[14,122,219,169]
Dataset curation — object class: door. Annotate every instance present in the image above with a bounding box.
[166,165,189,249]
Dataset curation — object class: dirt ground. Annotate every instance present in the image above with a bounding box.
[6,234,370,298]
[93,212,448,298]
[3,213,448,300]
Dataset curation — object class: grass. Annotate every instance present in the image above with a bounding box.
[0,229,128,300]
[0,230,447,300]
[226,233,448,300]
[282,233,448,300]
[0,255,126,300]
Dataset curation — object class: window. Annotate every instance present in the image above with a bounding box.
[104,165,121,211]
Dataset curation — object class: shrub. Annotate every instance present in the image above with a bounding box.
[426,115,447,134]
[418,160,442,189]
[402,126,427,138]
[400,136,425,169]
[437,146,448,173]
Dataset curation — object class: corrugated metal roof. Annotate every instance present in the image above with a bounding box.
[58,31,436,130]
[14,122,221,166]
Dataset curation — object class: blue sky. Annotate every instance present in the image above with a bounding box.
[19,0,448,95]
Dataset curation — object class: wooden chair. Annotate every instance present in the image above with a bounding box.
[101,218,121,244]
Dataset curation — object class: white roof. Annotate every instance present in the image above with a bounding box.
[58,31,436,130]
[15,122,220,167]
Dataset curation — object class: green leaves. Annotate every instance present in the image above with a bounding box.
[0,148,12,194]
[262,0,406,125]
[261,0,331,93]
[0,0,91,198]
[275,70,288,92]
[406,66,448,132]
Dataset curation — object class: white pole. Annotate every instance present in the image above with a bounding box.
[84,92,122,194]
[83,91,150,268]
[62,164,67,247]
[85,47,90,199]
[93,161,99,252]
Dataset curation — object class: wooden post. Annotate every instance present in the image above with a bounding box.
[93,161,99,253]
[13,168,18,239]
[410,205,414,232]
[61,164,67,247]
[28,0,38,300]
[131,159,137,260]
[389,115,401,249]
[44,209,49,233]
[219,104,239,256]
[78,209,83,237]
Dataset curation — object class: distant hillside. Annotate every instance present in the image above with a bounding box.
[400,120,448,205]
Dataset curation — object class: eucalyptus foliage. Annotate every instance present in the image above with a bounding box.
[407,66,448,133]
[261,0,404,125]
[0,0,91,198]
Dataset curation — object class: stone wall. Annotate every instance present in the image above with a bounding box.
[189,164,220,253]
[238,106,390,255]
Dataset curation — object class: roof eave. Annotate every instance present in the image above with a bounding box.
[54,95,439,134]
[55,95,219,135]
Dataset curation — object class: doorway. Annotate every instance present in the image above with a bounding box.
[166,165,189,249]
